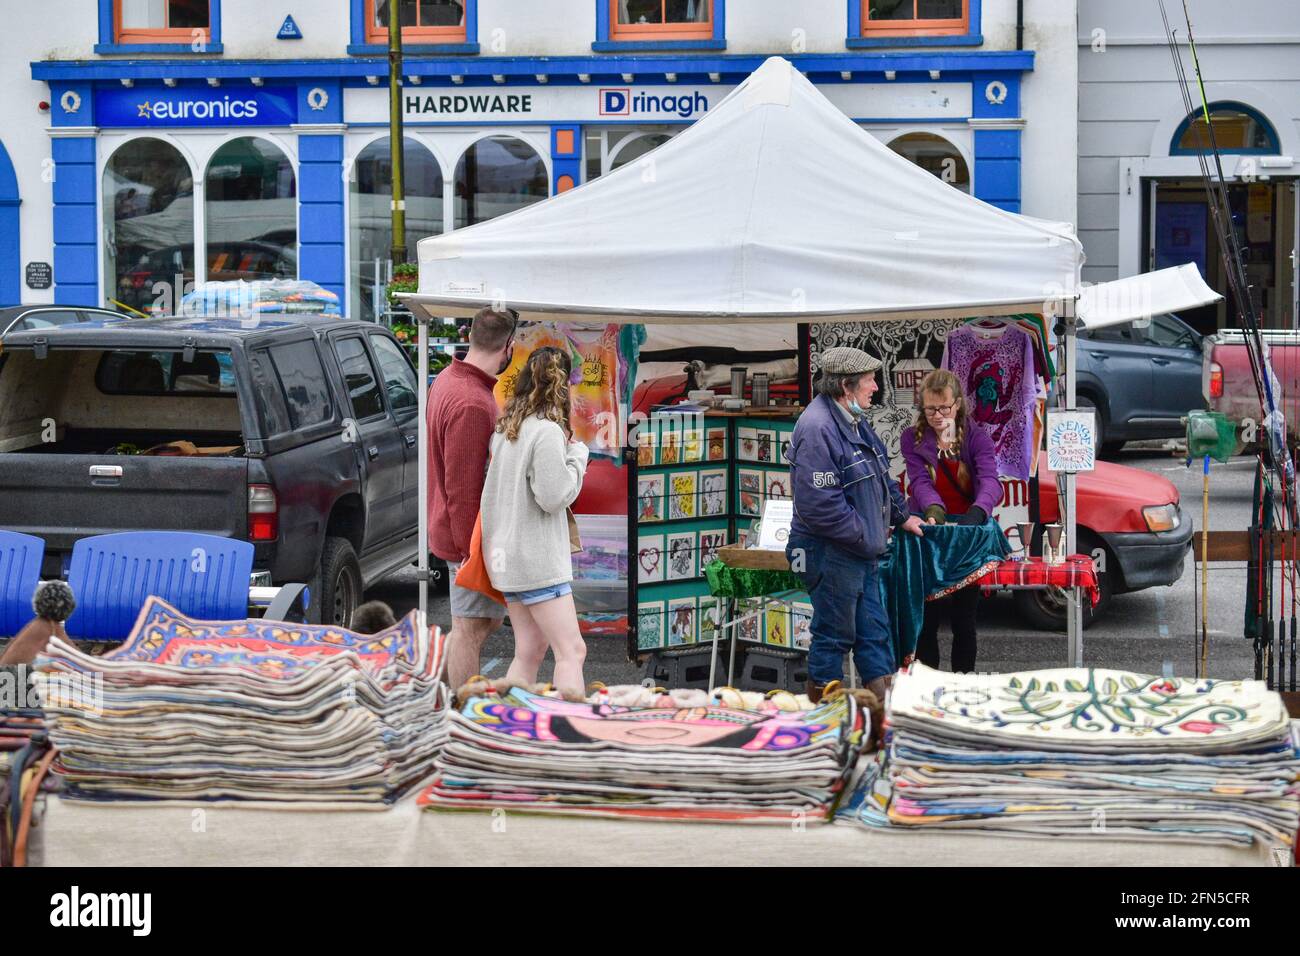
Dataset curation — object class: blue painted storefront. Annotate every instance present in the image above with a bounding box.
[33,50,1029,309]
[0,141,20,303]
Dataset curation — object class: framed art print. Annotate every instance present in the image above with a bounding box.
[707,427,727,461]
[792,602,813,650]
[666,596,697,646]
[756,430,776,464]
[637,474,665,523]
[738,468,763,516]
[668,472,697,521]
[737,599,761,643]
[637,601,665,650]
[699,529,725,568]
[682,427,704,463]
[765,472,791,502]
[637,428,657,467]
[637,535,664,584]
[699,469,727,516]
[778,434,792,465]
[738,426,757,462]
[765,606,790,648]
[659,419,681,465]
[699,597,719,644]
[665,531,697,581]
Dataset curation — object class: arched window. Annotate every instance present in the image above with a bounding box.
[1171,102,1279,155]
[205,137,297,284]
[350,136,444,321]
[585,127,678,181]
[103,138,195,314]
[454,135,548,229]
[887,132,970,193]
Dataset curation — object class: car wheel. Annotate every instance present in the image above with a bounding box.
[314,536,362,628]
[1012,530,1114,631]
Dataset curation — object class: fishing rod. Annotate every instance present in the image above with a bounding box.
[1162,2,1300,686]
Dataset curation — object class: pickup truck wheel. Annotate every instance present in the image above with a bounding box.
[316,537,362,628]
[1012,531,1113,631]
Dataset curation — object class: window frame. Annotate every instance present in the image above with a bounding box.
[848,0,981,48]
[1170,101,1281,156]
[594,0,726,51]
[349,0,479,54]
[99,0,223,54]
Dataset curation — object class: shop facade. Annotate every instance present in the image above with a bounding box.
[1078,0,1300,332]
[10,1,1076,313]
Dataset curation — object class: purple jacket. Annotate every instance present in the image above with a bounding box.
[900,423,1002,516]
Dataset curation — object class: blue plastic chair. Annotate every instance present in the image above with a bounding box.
[66,532,255,642]
[0,530,45,638]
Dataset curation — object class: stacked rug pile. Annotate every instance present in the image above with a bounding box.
[33,597,446,806]
[419,684,871,823]
[849,663,1300,848]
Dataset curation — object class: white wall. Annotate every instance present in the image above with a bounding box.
[1020,0,1078,226]
[1077,0,1300,282]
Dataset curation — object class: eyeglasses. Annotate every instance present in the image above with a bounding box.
[923,402,959,416]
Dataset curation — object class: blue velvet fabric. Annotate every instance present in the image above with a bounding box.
[879,520,1012,665]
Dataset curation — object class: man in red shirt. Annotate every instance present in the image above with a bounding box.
[427,307,516,689]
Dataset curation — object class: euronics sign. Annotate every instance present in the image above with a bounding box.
[95,87,299,127]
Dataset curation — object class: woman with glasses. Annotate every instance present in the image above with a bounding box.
[899,369,1001,673]
[481,346,590,698]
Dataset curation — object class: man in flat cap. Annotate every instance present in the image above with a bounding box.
[785,346,924,702]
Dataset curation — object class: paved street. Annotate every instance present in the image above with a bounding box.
[371,446,1293,688]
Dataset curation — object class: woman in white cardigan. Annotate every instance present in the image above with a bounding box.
[481,347,590,697]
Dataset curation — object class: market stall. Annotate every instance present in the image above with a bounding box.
[404,55,1219,671]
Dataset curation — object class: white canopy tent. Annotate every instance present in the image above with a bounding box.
[403,56,1218,669]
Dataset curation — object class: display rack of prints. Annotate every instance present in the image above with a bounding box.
[629,411,809,656]
[418,685,871,823]
[32,597,448,807]
[845,663,1300,848]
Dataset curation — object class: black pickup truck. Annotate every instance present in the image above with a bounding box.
[0,314,422,625]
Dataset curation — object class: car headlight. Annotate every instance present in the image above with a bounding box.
[1143,504,1180,533]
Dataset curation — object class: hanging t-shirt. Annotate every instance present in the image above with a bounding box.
[942,324,1038,480]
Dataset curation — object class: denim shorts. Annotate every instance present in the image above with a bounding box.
[502,582,573,606]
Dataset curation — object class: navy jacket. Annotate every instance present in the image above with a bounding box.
[788,395,908,559]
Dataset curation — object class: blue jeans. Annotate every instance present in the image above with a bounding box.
[786,533,894,685]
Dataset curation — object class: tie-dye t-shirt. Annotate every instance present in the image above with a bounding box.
[942,325,1038,480]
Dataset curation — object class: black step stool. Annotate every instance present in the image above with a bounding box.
[737,645,809,694]
[643,644,727,690]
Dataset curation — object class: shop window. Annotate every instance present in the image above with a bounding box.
[103,138,196,315]
[454,136,548,229]
[205,138,297,285]
[584,127,677,182]
[612,0,712,39]
[109,0,217,50]
[861,0,967,35]
[366,0,466,42]
[887,132,970,193]
[350,136,444,322]
[1171,102,1279,156]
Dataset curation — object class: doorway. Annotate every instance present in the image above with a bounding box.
[1146,177,1298,334]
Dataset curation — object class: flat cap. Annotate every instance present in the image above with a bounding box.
[820,346,882,375]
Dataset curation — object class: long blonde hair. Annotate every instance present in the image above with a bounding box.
[496,346,573,441]
[913,369,967,448]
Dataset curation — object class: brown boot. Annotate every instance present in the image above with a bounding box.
[805,679,843,704]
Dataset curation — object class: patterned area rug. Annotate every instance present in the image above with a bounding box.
[845,664,1300,849]
[419,687,870,823]
[32,597,447,806]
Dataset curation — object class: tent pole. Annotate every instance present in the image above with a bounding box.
[1064,311,1083,667]
[417,313,430,641]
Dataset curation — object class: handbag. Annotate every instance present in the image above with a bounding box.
[454,512,506,606]
[567,507,583,554]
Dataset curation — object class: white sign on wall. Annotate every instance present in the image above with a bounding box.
[1046,409,1097,473]
[344,82,972,125]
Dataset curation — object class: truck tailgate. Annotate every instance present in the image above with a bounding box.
[0,454,249,573]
